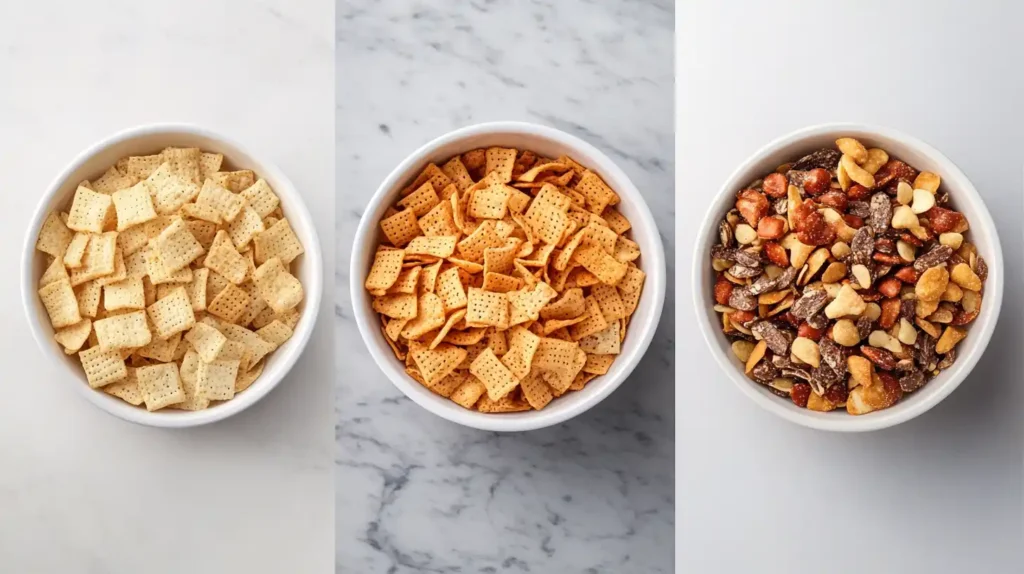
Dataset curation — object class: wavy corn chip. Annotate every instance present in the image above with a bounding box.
[411,343,467,386]
[210,170,255,193]
[152,218,204,272]
[144,246,192,285]
[519,371,554,409]
[254,257,303,314]
[373,292,418,319]
[386,266,419,295]
[590,284,627,323]
[483,240,520,276]
[500,325,540,380]
[199,153,223,180]
[578,320,620,355]
[441,156,473,192]
[574,170,617,214]
[173,351,210,410]
[67,186,113,234]
[41,257,69,288]
[69,231,117,286]
[540,288,585,320]
[467,180,511,220]
[466,287,508,328]
[94,247,127,287]
[417,200,460,238]
[196,359,239,401]
[125,154,164,181]
[379,208,421,248]
[568,297,608,340]
[235,360,264,393]
[457,220,505,263]
[202,230,248,285]
[401,293,446,339]
[508,281,557,325]
[39,277,82,329]
[397,182,440,217]
[582,353,615,375]
[481,272,520,293]
[573,244,627,285]
[523,185,571,245]
[94,310,152,351]
[147,164,199,215]
[485,147,517,183]
[434,267,468,312]
[366,248,406,292]
[601,207,632,235]
[404,163,451,196]
[160,147,202,184]
[54,318,92,354]
[256,320,293,347]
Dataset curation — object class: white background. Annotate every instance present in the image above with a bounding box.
[0,2,335,572]
[678,1,1022,572]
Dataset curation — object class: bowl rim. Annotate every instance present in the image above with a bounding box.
[20,122,324,428]
[350,120,667,431]
[691,122,1004,432]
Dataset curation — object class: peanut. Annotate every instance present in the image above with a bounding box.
[939,232,964,250]
[950,263,982,291]
[832,319,861,347]
[791,337,821,368]
[891,205,920,230]
[825,284,867,319]
[836,138,869,164]
[862,148,889,174]
[896,181,914,205]
[935,326,966,354]
[913,171,941,193]
[911,188,936,214]
[831,241,852,260]
[916,266,949,302]
[896,240,916,262]
[840,154,875,188]
[851,264,872,289]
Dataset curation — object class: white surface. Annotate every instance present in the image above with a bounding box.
[350,122,667,432]
[678,1,1023,572]
[0,2,335,572]
[693,124,1004,432]
[337,0,675,571]
[22,125,324,428]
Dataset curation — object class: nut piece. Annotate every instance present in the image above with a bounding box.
[807,391,836,412]
[911,188,936,214]
[915,266,950,302]
[891,205,919,230]
[939,232,964,250]
[941,282,963,303]
[863,302,882,322]
[831,241,851,260]
[837,162,852,191]
[913,171,941,193]
[731,340,756,363]
[897,318,919,346]
[868,330,903,354]
[851,264,872,289]
[935,326,966,354]
[835,138,868,164]
[847,355,874,388]
[896,181,914,205]
[825,284,867,319]
[832,319,861,347]
[862,148,889,174]
[896,240,917,262]
[821,262,848,284]
[790,337,821,368]
[789,241,816,269]
[962,290,980,314]
[841,154,875,188]
[744,340,767,373]
[950,263,982,291]
[735,223,757,245]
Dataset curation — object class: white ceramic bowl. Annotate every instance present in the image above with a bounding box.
[351,122,666,431]
[21,124,323,427]
[693,123,1003,432]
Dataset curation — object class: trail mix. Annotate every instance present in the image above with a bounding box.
[711,137,987,415]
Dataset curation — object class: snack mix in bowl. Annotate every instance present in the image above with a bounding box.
[710,137,987,415]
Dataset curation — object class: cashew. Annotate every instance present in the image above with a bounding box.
[840,154,875,188]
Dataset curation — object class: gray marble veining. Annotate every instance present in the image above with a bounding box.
[335,1,674,571]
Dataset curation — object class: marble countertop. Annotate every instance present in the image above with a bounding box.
[335,1,674,572]
[0,2,335,572]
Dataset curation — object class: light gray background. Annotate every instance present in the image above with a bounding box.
[336,0,674,572]
[678,1,1023,572]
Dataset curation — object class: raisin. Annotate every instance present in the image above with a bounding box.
[856,315,875,340]
[869,192,892,234]
[913,244,953,273]
[976,256,989,281]
[790,382,811,408]
[874,160,918,189]
[762,173,788,198]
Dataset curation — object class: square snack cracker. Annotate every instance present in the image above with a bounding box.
[136,363,186,411]
[363,148,643,413]
[254,257,304,314]
[147,163,200,215]
[254,218,305,265]
[54,318,92,354]
[94,310,152,351]
[79,346,128,388]
[92,166,134,195]
[227,203,266,250]
[256,320,293,347]
[204,230,248,285]
[112,182,157,230]
[103,368,145,406]
[152,218,204,272]
[208,283,251,323]
[66,186,113,233]
[410,344,466,386]
[69,232,117,286]
[104,278,146,311]
[240,179,280,218]
[195,178,244,222]
[36,212,74,257]
[38,277,82,329]
[197,359,240,401]
[63,232,91,269]
[210,170,255,193]
[147,287,195,339]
